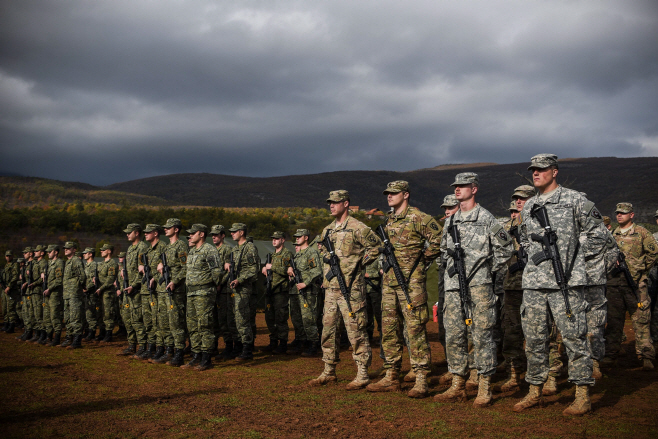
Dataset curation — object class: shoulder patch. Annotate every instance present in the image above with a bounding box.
[648,242,656,252]
[590,207,602,220]
[428,220,440,231]
[491,223,511,244]
[108,267,116,276]
[247,254,255,265]
[207,254,219,269]
[179,251,187,264]
[309,258,317,268]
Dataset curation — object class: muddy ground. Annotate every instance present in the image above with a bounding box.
[1,314,657,439]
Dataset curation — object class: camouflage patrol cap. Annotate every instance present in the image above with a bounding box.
[5,250,12,256]
[46,245,59,252]
[34,245,46,252]
[82,247,95,254]
[440,194,459,208]
[123,223,142,233]
[451,172,479,187]
[270,231,285,239]
[118,251,126,258]
[383,180,410,195]
[163,218,182,229]
[602,216,611,226]
[528,153,558,170]
[100,244,114,251]
[326,190,350,203]
[187,224,209,234]
[293,229,310,237]
[144,224,163,233]
[63,241,78,249]
[512,185,535,199]
[22,247,33,254]
[615,202,633,214]
[228,223,247,232]
[210,225,225,235]
[509,201,518,212]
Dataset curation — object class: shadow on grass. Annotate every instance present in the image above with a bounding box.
[0,363,75,374]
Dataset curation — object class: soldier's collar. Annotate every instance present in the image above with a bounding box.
[456,204,481,222]
[389,205,410,220]
[333,216,351,231]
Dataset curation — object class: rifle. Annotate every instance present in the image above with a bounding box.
[120,258,129,299]
[508,225,527,274]
[264,253,272,295]
[529,204,573,319]
[322,234,355,317]
[228,252,237,284]
[613,252,642,309]
[42,265,49,306]
[86,264,100,296]
[375,224,415,310]
[289,256,309,308]
[142,254,155,306]
[20,262,29,295]
[159,252,173,296]
[446,217,473,326]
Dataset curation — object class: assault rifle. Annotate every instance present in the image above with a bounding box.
[142,254,155,306]
[446,217,473,326]
[42,266,49,306]
[20,262,29,295]
[289,256,309,308]
[614,252,642,309]
[508,225,527,274]
[322,234,354,317]
[376,224,415,310]
[159,252,173,296]
[529,204,573,319]
[120,258,129,298]
[228,252,237,284]
[264,253,272,295]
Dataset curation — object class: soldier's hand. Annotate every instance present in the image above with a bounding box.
[167,282,174,291]
[261,267,268,276]
[44,289,50,296]
[230,279,239,289]
[150,278,156,289]
[125,286,133,295]
[287,267,294,277]
[265,263,272,270]
[138,265,144,274]
[116,290,122,297]
[4,287,8,294]
[296,282,306,290]
[224,263,230,271]
[364,273,370,278]
[157,262,163,274]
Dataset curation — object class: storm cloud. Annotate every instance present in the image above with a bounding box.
[1,0,657,185]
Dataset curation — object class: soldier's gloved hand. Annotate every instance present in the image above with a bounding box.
[323,256,331,264]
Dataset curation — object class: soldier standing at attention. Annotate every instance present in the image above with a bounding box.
[3,251,20,333]
[28,245,47,344]
[649,210,658,350]
[138,224,167,361]
[97,244,118,343]
[210,225,238,361]
[601,203,658,370]
[16,257,25,330]
[119,224,149,357]
[43,245,64,346]
[366,181,442,398]
[183,224,223,371]
[364,252,382,345]
[18,247,35,341]
[309,190,381,390]
[153,218,188,366]
[435,173,512,407]
[287,229,323,357]
[61,241,87,350]
[262,231,292,353]
[82,248,101,342]
[226,223,260,362]
[514,154,601,416]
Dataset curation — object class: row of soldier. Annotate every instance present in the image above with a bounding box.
[2,153,658,417]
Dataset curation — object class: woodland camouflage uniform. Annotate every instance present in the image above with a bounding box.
[265,235,292,344]
[291,230,322,348]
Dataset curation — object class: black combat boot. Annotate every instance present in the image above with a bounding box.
[216,340,233,361]
[60,334,73,347]
[6,322,15,334]
[2,321,8,332]
[302,341,319,357]
[49,332,61,346]
[83,329,96,342]
[274,340,288,355]
[153,346,174,364]
[230,341,243,359]
[195,352,213,371]
[95,328,106,342]
[100,330,113,344]
[261,338,278,352]
[167,348,185,367]
[18,329,32,342]
[287,339,303,355]
[67,334,82,349]
[235,343,253,362]
[148,346,165,363]
[180,352,201,369]
[132,344,147,359]
[117,344,136,356]
[37,330,49,345]
[139,343,156,360]
[29,330,42,343]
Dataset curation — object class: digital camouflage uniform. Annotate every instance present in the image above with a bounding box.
[126,238,149,346]
[291,244,322,343]
[3,258,21,324]
[63,253,87,337]
[22,257,36,331]
[43,253,64,334]
[214,241,236,344]
[266,245,292,343]
[26,256,45,332]
[98,256,118,333]
[142,238,168,346]
[605,218,658,361]
[84,255,101,333]
[230,238,260,346]
[649,229,658,345]
[381,204,442,375]
[365,257,382,341]
[502,215,526,372]
[163,238,188,350]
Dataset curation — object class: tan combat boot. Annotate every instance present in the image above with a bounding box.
[308,363,337,387]
[403,369,416,383]
[562,385,591,416]
[642,359,654,371]
[438,371,454,385]
[494,367,520,393]
[592,360,603,380]
[366,369,400,392]
[513,384,543,412]
[542,375,558,396]
[473,375,493,408]
[407,370,428,399]
[465,369,479,391]
[346,362,370,390]
[434,375,467,403]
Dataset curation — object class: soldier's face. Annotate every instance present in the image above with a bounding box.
[126,231,138,241]
[454,184,476,201]
[64,248,74,257]
[101,249,111,258]
[516,196,530,211]
[272,237,284,248]
[295,236,307,246]
[5,256,9,263]
[616,212,634,227]
[23,252,30,259]
[386,191,408,208]
[145,231,157,242]
[329,200,348,217]
[444,205,459,217]
[48,250,57,259]
[189,231,202,245]
[531,167,558,189]
[212,234,221,244]
[510,211,519,220]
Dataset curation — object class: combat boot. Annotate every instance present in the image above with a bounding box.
[308,363,337,386]
[66,334,82,349]
[195,352,213,371]
[6,322,15,334]
[118,344,136,356]
[148,346,165,363]
[301,341,319,357]
[37,330,49,345]
[403,369,416,383]
[132,344,147,359]
[542,376,558,396]
[216,340,234,361]
[495,367,521,392]
[49,332,61,346]
[287,339,303,355]
[18,329,32,341]
[60,334,72,348]
[642,359,654,371]
[434,375,467,403]
[83,329,95,343]
[346,363,370,390]
[592,360,603,379]
[513,384,543,412]
[473,375,493,408]
[181,352,201,369]
[167,349,185,367]
[28,330,41,343]
[100,331,112,344]
[229,341,242,359]
[235,343,253,362]
[407,370,429,399]
[275,340,288,355]
[154,346,174,364]
[95,328,106,343]
[261,338,278,352]
[562,385,591,416]
[465,369,479,390]
[366,369,401,392]
[139,343,156,360]
[438,371,454,385]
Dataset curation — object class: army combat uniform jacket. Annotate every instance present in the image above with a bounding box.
[271,247,293,294]
[164,239,188,294]
[216,243,233,292]
[186,243,223,296]
[64,256,86,297]
[291,246,322,296]
[608,223,658,297]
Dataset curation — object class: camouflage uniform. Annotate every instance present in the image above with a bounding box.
[22,255,36,331]
[26,255,45,332]
[163,236,188,351]
[3,255,21,324]
[97,252,118,333]
[291,238,322,343]
[125,228,149,346]
[83,251,101,334]
[43,249,64,334]
[214,239,236,344]
[502,216,526,372]
[142,234,167,346]
[604,208,658,361]
[435,195,459,354]
[265,243,292,343]
[229,230,260,346]
[649,225,658,345]
[364,257,382,341]
[63,247,87,337]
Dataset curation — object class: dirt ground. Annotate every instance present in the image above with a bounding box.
[1,314,657,439]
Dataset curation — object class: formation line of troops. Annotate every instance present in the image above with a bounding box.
[2,153,657,416]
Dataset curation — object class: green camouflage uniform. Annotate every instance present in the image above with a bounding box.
[291,245,322,343]
[98,258,118,332]
[365,257,382,340]
[382,205,442,374]
[84,259,101,332]
[43,257,64,334]
[3,260,20,323]
[502,216,526,371]
[214,242,236,344]
[605,222,658,360]
[164,239,188,350]
[143,240,168,345]
[26,258,45,331]
[230,241,259,345]
[126,241,149,345]
[265,247,292,342]
[64,255,87,337]
[649,231,658,344]
[319,215,381,368]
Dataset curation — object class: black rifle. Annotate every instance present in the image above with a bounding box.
[322,234,355,317]
[614,252,642,309]
[529,204,573,319]
[120,258,129,298]
[142,254,155,306]
[86,264,100,296]
[20,262,29,295]
[508,225,527,274]
[289,256,309,308]
[376,224,417,310]
[42,265,49,306]
[159,252,173,296]
[264,253,273,295]
[446,217,473,326]
[228,246,246,286]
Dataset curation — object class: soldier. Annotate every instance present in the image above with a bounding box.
[226,223,260,361]
[82,248,101,342]
[183,224,223,371]
[309,190,381,390]
[210,225,237,361]
[601,203,658,370]
[435,173,512,407]
[514,154,602,416]
[43,245,65,345]
[364,253,382,344]
[97,244,118,343]
[61,241,87,349]
[137,224,167,360]
[16,257,25,329]
[366,181,442,398]
[2,251,20,333]
[154,218,188,366]
[28,245,48,344]
[496,185,535,392]
[262,231,292,353]
[650,210,658,350]
[18,247,35,341]
[115,251,128,338]
[287,229,323,357]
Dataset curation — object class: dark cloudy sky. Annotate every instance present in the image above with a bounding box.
[1,1,657,186]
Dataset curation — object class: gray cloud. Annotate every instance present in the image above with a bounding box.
[1,0,657,185]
